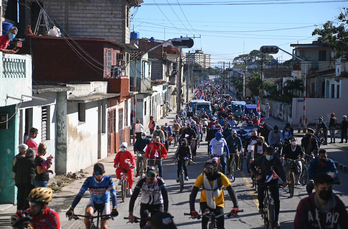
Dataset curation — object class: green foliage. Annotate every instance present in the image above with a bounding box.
[246,71,262,96]
[283,79,303,98]
[312,8,348,58]
[233,50,276,67]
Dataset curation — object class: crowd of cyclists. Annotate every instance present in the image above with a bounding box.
[10,82,348,229]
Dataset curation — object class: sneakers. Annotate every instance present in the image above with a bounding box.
[185,176,189,181]
[129,189,133,196]
[275,221,281,229]
[295,181,301,185]
[176,178,179,183]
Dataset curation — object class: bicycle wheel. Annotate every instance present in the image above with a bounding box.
[289,171,295,198]
[139,160,143,178]
[268,203,275,229]
[301,168,308,186]
[179,170,184,192]
[230,158,236,182]
[121,179,126,202]
[238,154,243,171]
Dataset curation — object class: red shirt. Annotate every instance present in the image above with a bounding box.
[145,142,168,159]
[0,34,10,49]
[27,208,61,229]
[26,138,38,156]
[114,150,135,168]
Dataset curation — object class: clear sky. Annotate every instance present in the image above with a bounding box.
[130,0,347,67]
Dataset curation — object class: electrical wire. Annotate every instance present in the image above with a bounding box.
[165,0,192,34]
[176,0,198,34]
[89,0,132,21]
[152,0,185,34]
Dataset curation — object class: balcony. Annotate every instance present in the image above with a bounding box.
[0,54,32,107]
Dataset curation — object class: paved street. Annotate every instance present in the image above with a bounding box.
[1,111,347,229]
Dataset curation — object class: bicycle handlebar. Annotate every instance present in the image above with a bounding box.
[184,209,243,219]
[72,214,111,220]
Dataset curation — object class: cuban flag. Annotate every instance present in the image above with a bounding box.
[264,171,279,183]
[199,91,205,99]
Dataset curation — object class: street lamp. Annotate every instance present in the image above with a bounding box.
[260,45,307,132]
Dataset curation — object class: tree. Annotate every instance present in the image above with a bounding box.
[312,8,348,58]
[233,50,276,67]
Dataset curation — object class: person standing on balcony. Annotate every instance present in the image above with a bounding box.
[0,26,19,54]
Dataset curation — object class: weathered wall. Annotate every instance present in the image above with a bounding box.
[40,0,130,43]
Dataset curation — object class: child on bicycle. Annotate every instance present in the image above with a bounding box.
[174,138,193,182]
[114,142,135,194]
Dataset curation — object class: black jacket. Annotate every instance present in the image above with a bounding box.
[249,155,286,184]
[13,157,36,186]
[175,145,192,160]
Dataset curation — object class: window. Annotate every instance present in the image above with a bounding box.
[337,85,340,98]
[331,84,335,98]
[41,106,50,141]
[319,50,326,61]
[78,103,86,123]
[144,101,147,116]
[102,101,106,133]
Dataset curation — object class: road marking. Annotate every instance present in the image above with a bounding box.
[240,171,259,208]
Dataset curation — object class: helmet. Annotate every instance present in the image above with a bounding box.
[11,211,32,228]
[331,113,335,116]
[318,116,323,120]
[204,159,217,170]
[28,187,53,204]
[343,115,347,119]
[147,166,157,175]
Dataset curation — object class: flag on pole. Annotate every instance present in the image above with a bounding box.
[264,171,279,183]
[256,100,261,114]
[199,91,205,99]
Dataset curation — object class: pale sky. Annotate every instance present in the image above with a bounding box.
[130,0,347,67]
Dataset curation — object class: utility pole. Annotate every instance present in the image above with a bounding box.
[186,57,189,104]
[177,48,182,113]
[133,58,137,144]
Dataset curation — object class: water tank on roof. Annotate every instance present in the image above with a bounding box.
[150,37,155,42]
[130,31,139,39]
[2,22,13,35]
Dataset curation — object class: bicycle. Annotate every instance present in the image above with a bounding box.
[72,210,111,229]
[118,166,131,202]
[259,183,283,229]
[229,152,238,182]
[136,151,145,178]
[301,154,314,186]
[184,209,243,229]
[125,211,174,226]
[284,158,300,198]
[176,157,189,192]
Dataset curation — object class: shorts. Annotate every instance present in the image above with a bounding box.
[86,200,111,219]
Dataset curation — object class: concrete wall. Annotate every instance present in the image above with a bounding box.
[41,0,130,44]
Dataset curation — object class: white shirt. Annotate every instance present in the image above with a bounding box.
[135,123,145,133]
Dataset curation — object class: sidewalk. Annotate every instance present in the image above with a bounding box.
[0,98,189,228]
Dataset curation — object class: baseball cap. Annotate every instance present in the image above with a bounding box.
[94,163,105,173]
[121,142,128,148]
[266,147,274,154]
[231,130,237,134]
[151,212,177,229]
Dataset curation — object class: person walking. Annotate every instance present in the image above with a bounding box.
[340,115,348,143]
[148,116,156,135]
[12,143,28,180]
[135,119,145,140]
[13,148,36,210]
[329,112,337,143]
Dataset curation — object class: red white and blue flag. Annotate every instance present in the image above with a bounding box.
[264,171,279,183]
[256,100,261,114]
[199,91,205,99]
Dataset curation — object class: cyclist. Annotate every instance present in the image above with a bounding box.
[244,130,258,174]
[153,125,165,143]
[249,147,286,229]
[128,166,169,228]
[268,125,284,153]
[306,149,339,195]
[209,132,230,175]
[172,120,181,145]
[258,122,270,144]
[225,129,243,173]
[189,159,239,229]
[281,137,304,185]
[174,138,193,182]
[281,123,293,145]
[180,124,197,147]
[66,163,118,229]
[301,128,319,157]
[114,142,135,194]
[134,132,151,177]
[11,187,60,229]
[145,136,168,177]
[294,173,348,229]
[317,116,328,145]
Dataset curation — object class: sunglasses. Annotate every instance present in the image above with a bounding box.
[146,173,155,178]
[94,171,103,175]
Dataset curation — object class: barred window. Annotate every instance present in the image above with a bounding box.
[41,106,50,141]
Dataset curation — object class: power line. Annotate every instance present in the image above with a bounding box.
[143,0,348,6]
[176,0,198,34]
[165,0,192,34]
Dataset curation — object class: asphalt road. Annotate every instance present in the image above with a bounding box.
[102,138,348,229]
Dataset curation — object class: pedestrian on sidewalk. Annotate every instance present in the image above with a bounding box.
[12,143,28,180]
[13,148,36,210]
[148,116,156,135]
[135,119,145,140]
[26,127,38,156]
[340,115,348,143]
[34,143,52,187]
[265,103,270,120]
[329,112,337,143]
